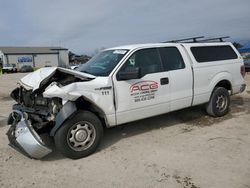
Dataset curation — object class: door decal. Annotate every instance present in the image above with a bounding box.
[130,81,158,102]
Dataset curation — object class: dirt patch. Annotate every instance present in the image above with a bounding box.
[170,96,250,129]
[171,106,232,127]
[145,163,200,187]
[173,175,200,188]
[181,126,194,133]
[230,97,250,114]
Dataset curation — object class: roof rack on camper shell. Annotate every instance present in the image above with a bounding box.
[164,36,230,43]
[164,36,205,43]
[197,36,230,42]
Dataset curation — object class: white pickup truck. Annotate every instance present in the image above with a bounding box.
[2,63,17,74]
[7,42,246,159]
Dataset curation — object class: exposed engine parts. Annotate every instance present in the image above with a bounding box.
[9,68,93,133]
[10,86,62,131]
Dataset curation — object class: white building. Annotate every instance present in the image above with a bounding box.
[0,46,69,69]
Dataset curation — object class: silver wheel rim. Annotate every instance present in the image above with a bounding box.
[215,94,227,112]
[67,121,96,151]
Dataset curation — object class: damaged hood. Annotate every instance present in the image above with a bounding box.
[19,67,96,91]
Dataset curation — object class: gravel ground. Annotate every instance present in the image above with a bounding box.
[0,72,250,188]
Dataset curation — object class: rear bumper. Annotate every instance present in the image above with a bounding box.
[232,84,246,95]
[6,110,52,159]
[240,84,246,93]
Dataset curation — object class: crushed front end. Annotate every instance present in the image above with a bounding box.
[6,67,95,159]
[6,86,63,159]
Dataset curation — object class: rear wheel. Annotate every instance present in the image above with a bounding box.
[54,111,103,159]
[206,87,230,117]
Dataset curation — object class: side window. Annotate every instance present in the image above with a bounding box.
[159,47,185,71]
[190,45,238,63]
[120,48,163,77]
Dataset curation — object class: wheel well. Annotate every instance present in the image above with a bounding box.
[215,80,231,91]
[75,97,108,128]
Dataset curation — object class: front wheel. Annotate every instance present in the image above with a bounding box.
[54,111,103,159]
[206,87,230,117]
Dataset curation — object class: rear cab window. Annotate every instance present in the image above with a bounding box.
[159,47,185,71]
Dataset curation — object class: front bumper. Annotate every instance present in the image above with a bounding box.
[6,110,52,159]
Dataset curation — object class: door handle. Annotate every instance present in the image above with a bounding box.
[160,77,169,85]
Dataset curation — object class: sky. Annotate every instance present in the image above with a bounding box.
[0,0,249,55]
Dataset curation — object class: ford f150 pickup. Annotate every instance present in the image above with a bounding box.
[7,42,246,159]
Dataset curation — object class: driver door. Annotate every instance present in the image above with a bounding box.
[112,48,171,125]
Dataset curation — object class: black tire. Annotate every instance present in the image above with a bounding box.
[54,111,103,159]
[206,87,230,117]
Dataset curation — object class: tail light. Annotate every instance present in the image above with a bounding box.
[241,65,246,77]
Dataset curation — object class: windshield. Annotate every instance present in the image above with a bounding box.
[78,49,128,76]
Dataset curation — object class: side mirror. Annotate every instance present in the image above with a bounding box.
[117,67,140,81]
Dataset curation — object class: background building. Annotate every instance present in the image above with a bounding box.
[0,46,69,69]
